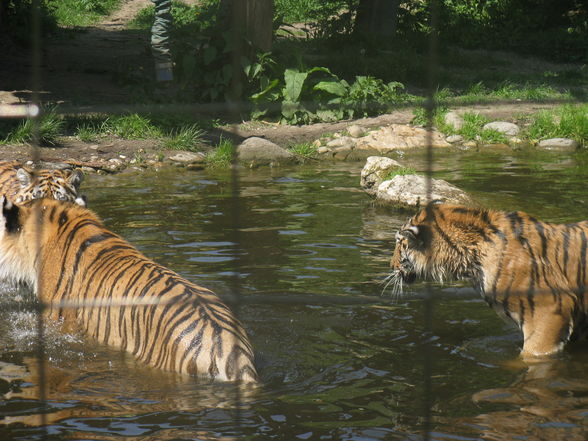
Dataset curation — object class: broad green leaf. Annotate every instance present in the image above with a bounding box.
[314,80,348,96]
[284,69,308,102]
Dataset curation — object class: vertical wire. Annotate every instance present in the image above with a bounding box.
[423,0,440,439]
[229,0,244,427]
[30,0,48,437]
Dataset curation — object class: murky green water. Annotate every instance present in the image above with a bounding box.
[1,149,588,440]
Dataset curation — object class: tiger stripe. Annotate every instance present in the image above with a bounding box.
[0,198,257,382]
[390,202,588,358]
[0,160,85,206]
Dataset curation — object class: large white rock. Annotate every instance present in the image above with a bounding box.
[444,111,464,130]
[482,121,520,136]
[375,174,474,208]
[360,156,403,195]
[537,138,579,151]
[356,124,451,152]
[237,137,296,165]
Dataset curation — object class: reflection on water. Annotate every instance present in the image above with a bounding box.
[1,152,588,439]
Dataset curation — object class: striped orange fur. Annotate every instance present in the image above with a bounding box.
[0,198,257,382]
[0,161,85,206]
[389,201,588,358]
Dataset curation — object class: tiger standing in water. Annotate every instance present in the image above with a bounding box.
[0,197,257,383]
[389,201,588,358]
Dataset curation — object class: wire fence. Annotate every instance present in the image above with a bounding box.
[1,0,583,440]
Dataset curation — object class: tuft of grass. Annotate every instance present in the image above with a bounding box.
[384,166,417,181]
[2,109,64,145]
[458,112,490,141]
[289,142,317,161]
[163,124,205,151]
[205,137,234,168]
[104,114,162,139]
[526,104,588,146]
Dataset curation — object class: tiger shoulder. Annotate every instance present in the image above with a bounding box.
[0,197,257,383]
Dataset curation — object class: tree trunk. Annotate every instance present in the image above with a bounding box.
[355,0,400,38]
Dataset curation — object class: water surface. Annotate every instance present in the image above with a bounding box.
[1,149,588,440]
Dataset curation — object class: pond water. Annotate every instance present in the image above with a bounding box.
[1,148,588,440]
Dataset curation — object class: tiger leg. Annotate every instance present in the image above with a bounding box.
[519,299,574,358]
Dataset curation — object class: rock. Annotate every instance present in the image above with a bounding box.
[326,136,355,149]
[463,140,478,149]
[356,124,451,152]
[333,145,353,160]
[444,112,464,130]
[360,156,403,195]
[168,151,206,164]
[375,174,474,208]
[537,138,579,151]
[317,146,331,154]
[237,137,296,165]
[482,121,520,136]
[347,125,365,138]
[446,134,464,144]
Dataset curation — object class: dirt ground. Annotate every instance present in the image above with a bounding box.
[0,0,563,169]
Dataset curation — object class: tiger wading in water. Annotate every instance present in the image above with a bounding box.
[0,197,257,382]
[0,161,86,206]
[389,201,588,358]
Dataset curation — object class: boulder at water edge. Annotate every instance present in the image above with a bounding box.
[237,137,296,166]
[360,156,474,208]
[360,156,403,195]
[375,174,475,208]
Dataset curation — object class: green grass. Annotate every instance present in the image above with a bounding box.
[289,142,317,161]
[104,114,162,139]
[163,124,205,151]
[205,137,234,168]
[1,109,64,145]
[525,104,588,146]
[384,167,417,181]
[128,0,200,30]
[50,0,121,27]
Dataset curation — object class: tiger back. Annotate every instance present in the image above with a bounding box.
[389,201,588,358]
[0,161,85,206]
[0,197,257,383]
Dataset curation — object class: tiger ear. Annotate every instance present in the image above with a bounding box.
[16,168,33,187]
[67,169,84,189]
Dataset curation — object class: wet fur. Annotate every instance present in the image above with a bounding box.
[0,198,257,382]
[390,202,588,358]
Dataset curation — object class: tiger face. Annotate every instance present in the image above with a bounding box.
[0,161,86,206]
[388,201,588,359]
[390,202,482,290]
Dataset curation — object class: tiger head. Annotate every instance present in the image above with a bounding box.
[389,201,486,292]
[14,167,86,207]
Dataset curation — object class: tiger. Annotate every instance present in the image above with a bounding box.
[0,197,257,383]
[0,160,86,206]
[389,200,588,358]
